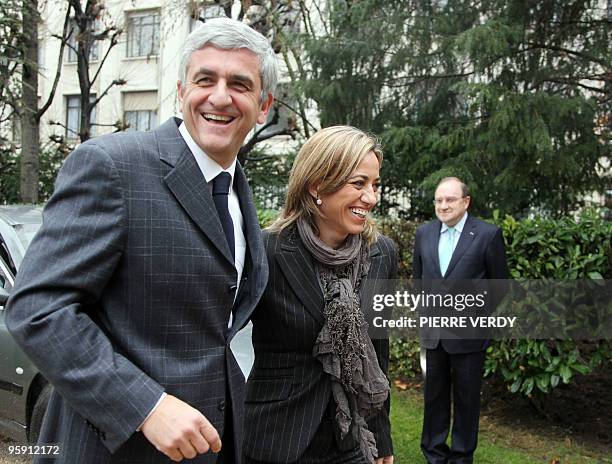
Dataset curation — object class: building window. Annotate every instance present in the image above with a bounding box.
[189,5,226,32]
[65,19,99,63]
[65,95,96,139]
[126,11,160,58]
[124,110,157,132]
[123,91,158,132]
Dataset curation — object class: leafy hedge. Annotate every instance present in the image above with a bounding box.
[485,210,611,400]
[499,209,612,280]
[382,210,612,399]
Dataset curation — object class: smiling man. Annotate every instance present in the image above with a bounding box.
[6,18,277,464]
[412,177,509,464]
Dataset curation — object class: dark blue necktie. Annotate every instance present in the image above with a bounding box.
[212,172,235,260]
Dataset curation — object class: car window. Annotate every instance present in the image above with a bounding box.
[0,257,13,290]
[1,230,18,273]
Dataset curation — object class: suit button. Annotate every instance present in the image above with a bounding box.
[218,401,225,412]
[228,284,238,292]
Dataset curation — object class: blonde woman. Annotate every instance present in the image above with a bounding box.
[243,126,396,464]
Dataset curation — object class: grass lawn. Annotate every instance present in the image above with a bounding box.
[390,388,610,464]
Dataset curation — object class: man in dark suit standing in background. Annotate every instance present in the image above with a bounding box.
[412,177,509,464]
[6,17,276,463]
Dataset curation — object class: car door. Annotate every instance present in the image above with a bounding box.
[0,253,25,429]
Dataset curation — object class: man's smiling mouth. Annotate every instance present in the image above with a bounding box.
[203,113,235,124]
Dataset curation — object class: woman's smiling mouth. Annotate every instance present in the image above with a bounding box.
[350,207,369,218]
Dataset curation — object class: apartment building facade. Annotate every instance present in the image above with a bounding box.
[36,0,297,147]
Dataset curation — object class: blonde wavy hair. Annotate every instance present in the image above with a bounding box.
[268,125,383,244]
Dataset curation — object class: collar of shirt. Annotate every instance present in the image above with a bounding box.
[440,212,468,236]
[178,121,237,188]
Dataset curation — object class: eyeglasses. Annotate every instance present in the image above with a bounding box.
[433,196,467,205]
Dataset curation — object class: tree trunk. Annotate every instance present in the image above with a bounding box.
[20,0,40,204]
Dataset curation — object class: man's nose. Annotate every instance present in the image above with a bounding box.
[208,81,232,107]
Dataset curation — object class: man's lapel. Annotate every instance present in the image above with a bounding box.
[229,164,269,336]
[276,230,325,325]
[445,215,476,277]
[156,118,235,266]
[428,220,443,278]
[162,146,235,265]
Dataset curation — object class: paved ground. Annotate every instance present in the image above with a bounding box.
[0,435,31,464]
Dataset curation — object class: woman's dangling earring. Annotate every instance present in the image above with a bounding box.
[316,197,322,205]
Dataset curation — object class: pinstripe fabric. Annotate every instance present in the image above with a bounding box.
[243,228,397,463]
[5,118,268,463]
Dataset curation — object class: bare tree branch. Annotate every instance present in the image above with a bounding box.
[91,78,126,108]
[90,28,121,86]
[48,119,73,134]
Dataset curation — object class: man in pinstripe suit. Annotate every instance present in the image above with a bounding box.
[6,18,276,463]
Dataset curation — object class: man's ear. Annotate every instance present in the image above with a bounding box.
[256,93,274,124]
[177,80,184,105]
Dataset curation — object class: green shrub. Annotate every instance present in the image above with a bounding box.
[485,210,612,400]
[379,218,420,379]
[378,216,417,280]
[257,209,279,228]
[0,141,68,204]
[389,337,421,380]
[0,143,20,204]
[38,142,70,202]
[377,218,421,378]
[498,209,612,280]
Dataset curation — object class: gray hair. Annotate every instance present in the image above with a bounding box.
[179,17,278,101]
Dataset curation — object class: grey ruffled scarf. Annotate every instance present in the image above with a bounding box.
[297,218,390,463]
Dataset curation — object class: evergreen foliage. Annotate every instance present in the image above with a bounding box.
[0,142,68,204]
[297,0,611,219]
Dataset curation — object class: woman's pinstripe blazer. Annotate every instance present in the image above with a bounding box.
[243,227,398,462]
